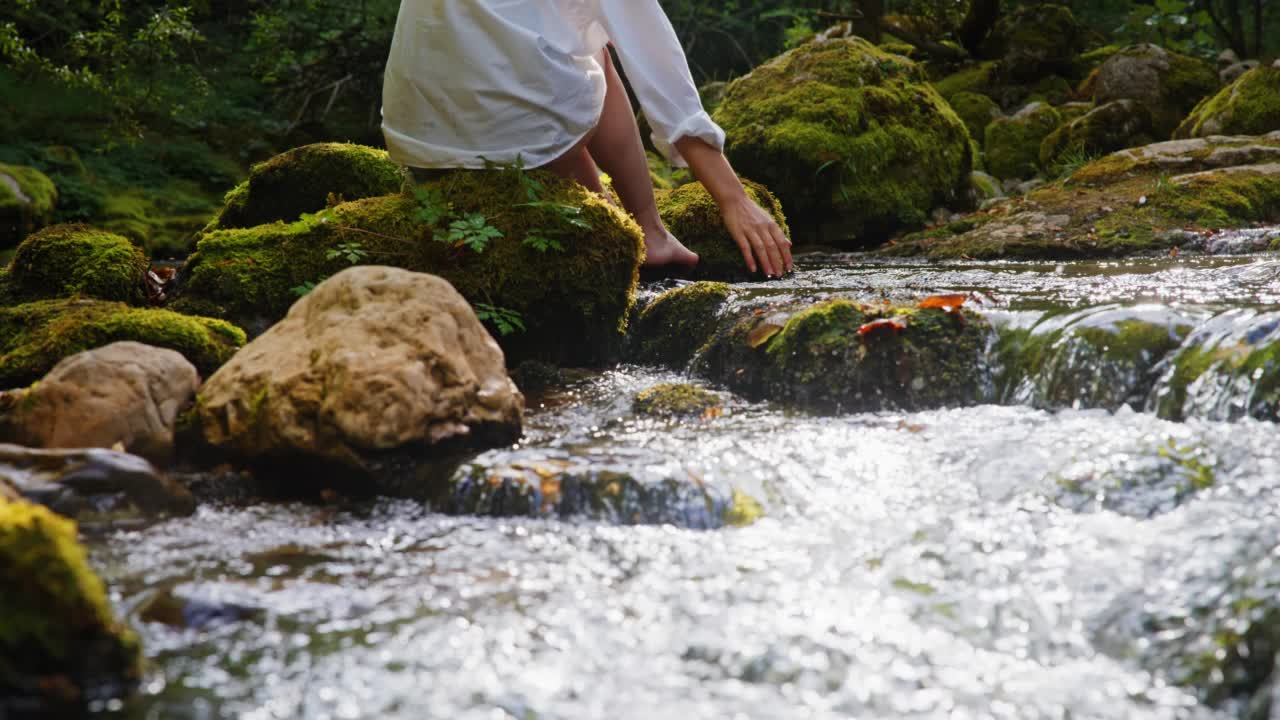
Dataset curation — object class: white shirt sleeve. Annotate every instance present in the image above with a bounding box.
[593,0,725,168]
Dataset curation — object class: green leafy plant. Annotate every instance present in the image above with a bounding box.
[437,213,503,253]
[473,303,526,336]
[290,280,317,298]
[412,187,451,226]
[326,240,368,265]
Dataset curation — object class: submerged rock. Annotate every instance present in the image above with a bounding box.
[197,266,524,488]
[886,132,1280,259]
[1175,66,1280,139]
[442,448,760,529]
[1148,308,1280,422]
[696,298,991,413]
[655,179,790,281]
[0,163,57,247]
[0,498,143,711]
[0,342,199,461]
[175,167,644,364]
[997,305,1192,410]
[629,281,733,367]
[8,224,147,304]
[0,298,245,389]
[712,36,971,246]
[633,383,722,417]
[984,102,1062,180]
[0,444,194,527]
[632,285,991,414]
[1093,44,1218,138]
[204,143,407,232]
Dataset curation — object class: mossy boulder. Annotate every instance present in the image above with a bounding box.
[0,163,57,247]
[694,298,991,412]
[984,102,1063,180]
[633,383,722,417]
[982,3,1085,82]
[8,225,148,304]
[1094,44,1218,138]
[996,305,1192,410]
[174,169,644,365]
[0,299,245,389]
[1039,99,1156,171]
[712,37,972,246]
[0,498,142,709]
[204,143,407,231]
[947,91,1002,141]
[1175,66,1280,139]
[886,132,1280,259]
[933,61,1001,102]
[655,179,790,281]
[628,281,733,367]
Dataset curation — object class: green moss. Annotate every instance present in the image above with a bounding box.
[633,383,721,417]
[175,168,644,365]
[933,62,1001,100]
[693,298,990,413]
[984,3,1084,81]
[713,37,972,246]
[984,103,1062,180]
[1096,45,1218,139]
[888,132,1280,260]
[0,498,142,701]
[0,163,58,247]
[1071,44,1124,84]
[656,179,790,281]
[724,488,765,527]
[205,143,407,231]
[1040,100,1154,171]
[1175,67,1280,139]
[0,298,245,388]
[9,224,148,303]
[630,281,733,367]
[947,91,1001,141]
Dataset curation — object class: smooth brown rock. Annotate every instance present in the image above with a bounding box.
[198,266,524,474]
[1,341,199,461]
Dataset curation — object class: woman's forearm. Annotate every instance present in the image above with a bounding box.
[673,136,746,206]
[674,136,793,277]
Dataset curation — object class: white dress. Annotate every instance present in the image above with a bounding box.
[381,0,724,169]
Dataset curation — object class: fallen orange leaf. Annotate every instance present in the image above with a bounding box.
[747,323,783,348]
[917,294,968,311]
[857,317,907,338]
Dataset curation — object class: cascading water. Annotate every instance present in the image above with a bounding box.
[99,243,1280,719]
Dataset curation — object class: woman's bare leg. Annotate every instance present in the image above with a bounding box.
[587,50,698,267]
[542,134,606,195]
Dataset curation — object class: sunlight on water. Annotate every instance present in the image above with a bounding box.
[98,250,1280,719]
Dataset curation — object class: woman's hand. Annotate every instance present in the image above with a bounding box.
[674,135,794,277]
[720,194,792,277]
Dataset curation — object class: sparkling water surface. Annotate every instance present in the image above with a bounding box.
[98,249,1280,719]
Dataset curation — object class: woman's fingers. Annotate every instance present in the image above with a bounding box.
[734,228,758,273]
[772,223,794,273]
[747,228,775,277]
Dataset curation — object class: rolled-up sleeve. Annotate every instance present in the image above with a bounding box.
[594,0,725,167]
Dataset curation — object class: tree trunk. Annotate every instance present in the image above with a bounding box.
[959,0,1001,57]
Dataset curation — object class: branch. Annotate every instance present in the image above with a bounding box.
[879,17,968,61]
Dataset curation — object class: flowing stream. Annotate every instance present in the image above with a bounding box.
[96,244,1280,719]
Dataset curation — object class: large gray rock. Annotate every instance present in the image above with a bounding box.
[1,341,199,461]
[0,444,195,527]
[198,266,524,483]
[1094,44,1218,138]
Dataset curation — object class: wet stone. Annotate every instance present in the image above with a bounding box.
[0,443,194,529]
[440,448,753,529]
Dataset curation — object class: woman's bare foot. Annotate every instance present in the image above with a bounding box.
[639,219,699,268]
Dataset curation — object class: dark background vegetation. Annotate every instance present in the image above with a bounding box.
[1,0,1275,255]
